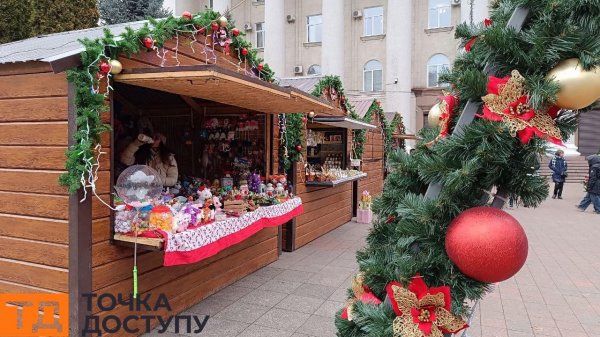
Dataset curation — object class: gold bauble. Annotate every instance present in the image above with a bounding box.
[546,58,600,109]
[428,102,443,128]
[218,16,228,27]
[109,59,123,74]
[308,111,315,119]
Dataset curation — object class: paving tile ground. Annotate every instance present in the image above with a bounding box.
[146,182,599,337]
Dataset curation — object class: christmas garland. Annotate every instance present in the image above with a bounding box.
[59,9,275,195]
[279,113,305,172]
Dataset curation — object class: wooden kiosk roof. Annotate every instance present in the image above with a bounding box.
[115,65,338,115]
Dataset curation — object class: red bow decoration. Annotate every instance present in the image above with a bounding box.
[340,273,382,321]
[479,70,563,145]
[426,95,458,148]
[386,275,468,337]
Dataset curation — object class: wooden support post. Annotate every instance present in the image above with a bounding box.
[283,161,298,252]
[68,83,93,336]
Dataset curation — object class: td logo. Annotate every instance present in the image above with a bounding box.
[0,294,68,337]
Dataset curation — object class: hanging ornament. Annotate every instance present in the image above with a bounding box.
[302,116,307,124]
[257,63,264,71]
[198,27,207,34]
[308,111,315,119]
[480,70,563,145]
[427,103,444,128]
[241,48,249,56]
[98,61,111,74]
[143,37,154,49]
[546,58,600,110]
[109,59,123,75]
[211,22,219,31]
[296,145,302,152]
[445,207,528,283]
[232,28,240,37]
[484,18,493,27]
[386,275,468,337]
[340,273,382,321]
[182,11,192,21]
[218,16,228,27]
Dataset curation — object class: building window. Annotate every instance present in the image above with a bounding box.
[427,54,450,87]
[363,60,383,92]
[256,22,265,48]
[364,6,384,36]
[307,64,321,75]
[428,0,451,28]
[307,15,323,43]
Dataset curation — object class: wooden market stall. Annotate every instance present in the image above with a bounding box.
[0,14,344,336]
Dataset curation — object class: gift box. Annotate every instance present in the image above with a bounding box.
[357,209,373,224]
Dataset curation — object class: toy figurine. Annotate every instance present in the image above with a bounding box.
[275,183,285,196]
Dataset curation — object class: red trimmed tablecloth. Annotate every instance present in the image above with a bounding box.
[159,197,303,266]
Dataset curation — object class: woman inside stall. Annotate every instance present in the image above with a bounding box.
[120,132,179,187]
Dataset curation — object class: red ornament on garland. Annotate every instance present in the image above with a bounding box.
[445,207,528,283]
[257,63,264,71]
[98,61,111,74]
[296,145,302,152]
[182,11,192,21]
[232,28,240,36]
[143,37,154,49]
[484,18,493,27]
[302,116,307,124]
[211,22,219,31]
[198,27,206,34]
[241,48,249,56]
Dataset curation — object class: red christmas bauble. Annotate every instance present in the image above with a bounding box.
[211,22,219,31]
[445,207,528,283]
[182,11,192,21]
[302,117,307,124]
[98,61,111,74]
[232,28,240,37]
[257,63,264,71]
[296,145,302,151]
[143,37,154,49]
[241,48,249,56]
[198,27,206,34]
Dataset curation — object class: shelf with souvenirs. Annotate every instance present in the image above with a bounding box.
[112,101,303,265]
[304,128,367,186]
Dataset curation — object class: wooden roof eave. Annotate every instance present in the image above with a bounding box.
[114,64,337,115]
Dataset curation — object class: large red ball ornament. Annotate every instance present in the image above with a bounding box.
[232,28,240,37]
[98,61,111,74]
[445,207,528,283]
[211,22,219,31]
[182,11,192,21]
[296,145,302,152]
[241,48,249,56]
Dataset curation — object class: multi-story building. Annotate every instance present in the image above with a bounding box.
[164,1,597,155]
[164,0,490,141]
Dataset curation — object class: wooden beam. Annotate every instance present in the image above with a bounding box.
[68,82,92,337]
[180,95,204,113]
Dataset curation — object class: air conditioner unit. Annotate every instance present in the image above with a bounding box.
[352,10,363,19]
[286,14,296,23]
[244,23,253,31]
[294,66,303,74]
[451,0,461,6]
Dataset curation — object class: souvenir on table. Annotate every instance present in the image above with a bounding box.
[221,173,234,192]
[266,183,275,196]
[357,191,373,224]
[173,211,192,233]
[149,205,174,232]
[115,208,136,233]
[240,181,250,197]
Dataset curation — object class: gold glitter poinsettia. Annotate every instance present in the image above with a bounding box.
[480,70,563,145]
[385,275,468,337]
[340,272,382,321]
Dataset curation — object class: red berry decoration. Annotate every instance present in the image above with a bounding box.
[302,117,307,124]
[143,37,154,49]
[182,11,192,21]
[211,22,219,31]
[241,48,249,56]
[232,28,240,37]
[445,207,528,283]
[257,63,264,71]
[296,145,302,152]
[98,61,111,74]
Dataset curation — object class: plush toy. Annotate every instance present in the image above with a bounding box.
[198,185,213,202]
[212,196,222,214]
[173,211,192,233]
[275,183,285,196]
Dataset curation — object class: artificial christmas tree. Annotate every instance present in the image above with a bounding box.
[336,1,599,336]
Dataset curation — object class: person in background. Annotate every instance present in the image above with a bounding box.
[120,133,179,187]
[548,150,567,199]
[576,155,600,214]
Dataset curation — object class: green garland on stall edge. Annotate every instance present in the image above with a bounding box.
[280,113,305,173]
[59,9,276,193]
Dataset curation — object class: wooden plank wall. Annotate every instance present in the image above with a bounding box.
[357,113,385,204]
[88,36,280,335]
[0,63,73,295]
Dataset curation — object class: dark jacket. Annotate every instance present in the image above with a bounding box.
[548,155,568,183]
[587,155,600,195]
